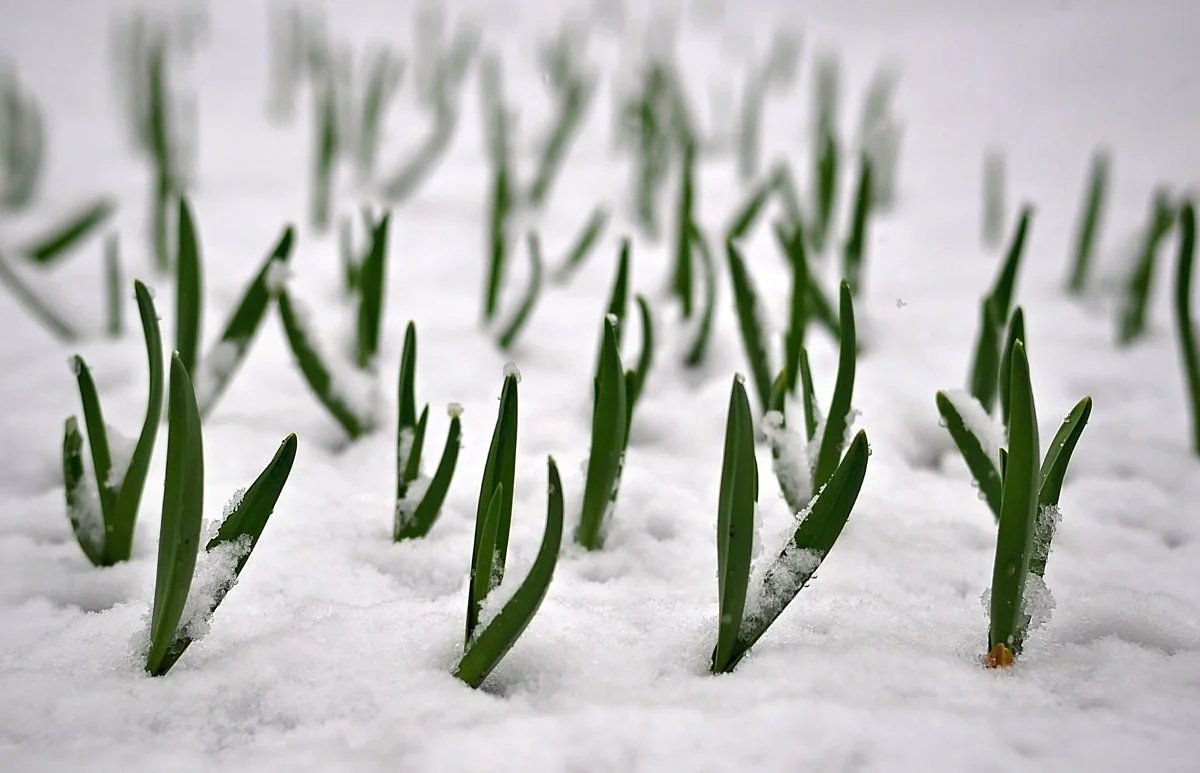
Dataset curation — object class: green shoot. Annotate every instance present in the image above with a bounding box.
[807,52,840,252]
[551,205,610,283]
[670,138,696,318]
[0,67,45,210]
[981,149,1006,249]
[1174,199,1200,455]
[1117,188,1176,346]
[811,282,858,492]
[576,315,629,550]
[22,199,116,266]
[497,232,544,351]
[985,340,1038,668]
[725,238,773,414]
[683,222,717,367]
[527,30,596,207]
[355,211,391,370]
[1065,149,1110,295]
[0,248,78,341]
[145,353,297,676]
[105,234,122,338]
[174,196,203,376]
[625,294,655,440]
[998,307,1026,431]
[854,65,903,211]
[772,220,841,349]
[456,456,563,688]
[62,280,164,566]
[310,66,339,234]
[354,45,405,181]
[967,205,1032,413]
[481,67,513,325]
[841,154,874,297]
[465,366,520,645]
[394,322,463,541]
[736,30,800,184]
[195,225,296,418]
[712,374,870,674]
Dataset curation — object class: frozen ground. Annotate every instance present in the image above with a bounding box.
[2,0,1200,771]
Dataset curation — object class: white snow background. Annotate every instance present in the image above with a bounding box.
[2,0,1200,771]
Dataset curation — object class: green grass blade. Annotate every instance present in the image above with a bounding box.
[1118,189,1175,346]
[987,340,1040,665]
[146,354,205,677]
[402,406,431,491]
[1038,396,1092,510]
[24,199,115,265]
[711,375,758,674]
[731,429,869,670]
[71,357,115,525]
[276,286,370,439]
[1066,150,1110,294]
[1175,200,1200,454]
[990,205,1032,320]
[812,282,857,491]
[174,197,203,376]
[206,433,298,563]
[775,220,809,393]
[62,416,107,566]
[396,409,462,541]
[935,391,1003,520]
[967,296,1004,414]
[804,274,840,343]
[108,280,165,563]
[725,172,776,243]
[456,456,564,688]
[197,226,296,418]
[310,71,337,233]
[671,139,696,318]
[528,75,595,208]
[606,238,631,336]
[397,321,419,431]
[998,306,1026,430]
[772,163,804,231]
[577,316,628,550]
[482,151,512,324]
[841,155,873,297]
[684,222,717,367]
[1031,396,1091,579]
[378,101,460,204]
[798,347,817,443]
[726,238,773,415]
[0,248,78,341]
[551,205,609,283]
[356,212,391,370]
[497,232,545,350]
[810,129,838,253]
[105,234,122,338]
[982,149,1006,249]
[156,432,298,674]
[626,293,655,425]
[467,368,519,642]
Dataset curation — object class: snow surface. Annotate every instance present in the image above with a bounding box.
[3,0,1200,771]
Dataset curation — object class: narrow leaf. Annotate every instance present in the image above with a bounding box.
[174,197,203,376]
[497,232,544,350]
[726,238,773,415]
[577,317,628,550]
[24,199,115,265]
[812,282,857,492]
[935,391,1003,520]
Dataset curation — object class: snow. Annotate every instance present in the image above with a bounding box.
[192,338,241,409]
[3,1,1200,772]
[103,422,137,490]
[941,387,1006,463]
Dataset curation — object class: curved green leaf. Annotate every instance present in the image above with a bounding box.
[812,282,857,492]
[497,231,544,350]
[109,280,165,563]
[62,416,106,566]
[935,391,1002,520]
[577,316,628,550]
[356,211,391,369]
[988,340,1040,661]
[146,354,205,676]
[276,286,371,439]
[730,429,869,670]
[711,376,758,673]
[197,225,296,418]
[396,411,462,541]
[24,199,115,265]
[175,197,203,376]
[467,370,519,642]
[998,306,1026,430]
[1175,200,1200,454]
[684,222,717,367]
[456,456,564,688]
[726,238,773,415]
